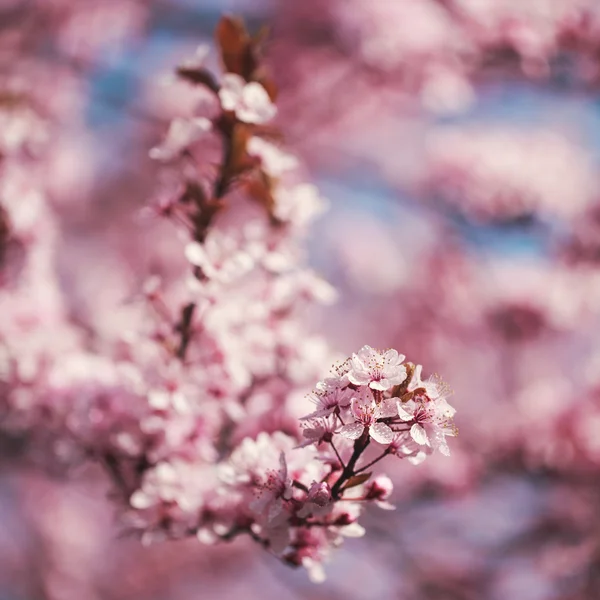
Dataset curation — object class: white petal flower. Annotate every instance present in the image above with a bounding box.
[149,117,211,161]
[397,402,413,421]
[410,423,429,446]
[219,73,276,124]
[347,345,407,391]
[247,137,299,177]
[185,241,207,267]
[408,451,427,466]
[339,522,366,538]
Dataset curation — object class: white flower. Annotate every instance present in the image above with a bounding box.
[247,136,298,177]
[339,388,397,445]
[273,183,327,227]
[347,345,407,391]
[149,117,211,161]
[218,73,276,124]
[184,231,254,283]
[397,365,456,456]
[300,385,352,420]
[249,451,293,522]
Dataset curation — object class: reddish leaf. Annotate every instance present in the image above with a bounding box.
[341,472,372,491]
[216,16,250,76]
[246,171,277,218]
[229,122,254,174]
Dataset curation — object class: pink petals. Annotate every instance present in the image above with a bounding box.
[347,345,407,391]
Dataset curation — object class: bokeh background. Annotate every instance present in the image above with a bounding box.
[3,1,600,598]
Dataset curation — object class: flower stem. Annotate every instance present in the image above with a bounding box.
[355,448,391,474]
[330,433,370,499]
[329,439,346,470]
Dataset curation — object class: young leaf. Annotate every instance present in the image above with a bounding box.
[341,472,372,491]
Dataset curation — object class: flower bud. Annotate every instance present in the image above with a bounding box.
[365,475,394,501]
[307,481,332,507]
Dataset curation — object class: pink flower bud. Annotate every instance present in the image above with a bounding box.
[307,481,332,507]
[365,475,394,501]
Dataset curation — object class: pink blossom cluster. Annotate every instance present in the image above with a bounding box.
[0,17,458,583]
[117,27,458,578]
[5,2,600,597]
[420,126,599,223]
[0,0,147,64]
[0,67,93,455]
[303,0,600,104]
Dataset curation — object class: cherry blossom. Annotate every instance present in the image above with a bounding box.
[184,232,254,283]
[339,387,398,444]
[218,74,277,124]
[247,137,299,178]
[0,10,464,588]
[300,385,352,420]
[364,475,395,510]
[347,345,407,391]
[397,365,457,455]
[149,117,211,161]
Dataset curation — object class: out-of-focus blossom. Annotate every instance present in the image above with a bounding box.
[218,74,277,124]
[149,117,211,161]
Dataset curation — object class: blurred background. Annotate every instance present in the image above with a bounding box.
[3,0,600,598]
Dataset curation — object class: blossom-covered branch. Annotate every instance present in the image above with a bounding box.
[0,13,457,584]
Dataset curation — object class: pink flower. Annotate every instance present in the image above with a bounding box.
[218,74,276,124]
[365,475,395,510]
[247,137,298,177]
[297,423,327,448]
[273,183,328,227]
[306,481,332,507]
[397,365,456,456]
[300,385,352,420]
[347,345,407,391]
[184,230,254,283]
[339,388,397,444]
[249,451,293,522]
[130,460,206,513]
[149,117,211,161]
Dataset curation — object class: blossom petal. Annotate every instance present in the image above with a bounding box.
[410,423,429,446]
[218,73,245,111]
[369,379,390,391]
[347,370,369,386]
[299,407,334,420]
[408,365,424,392]
[339,423,364,440]
[339,522,366,538]
[130,490,153,509]
[369,422,394,445]
[408,451,427,466]
[397,402,413,421]
[184,241,207,267]
[375,398,397,419]
[268,497,284,522]
[438,441,451,457]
